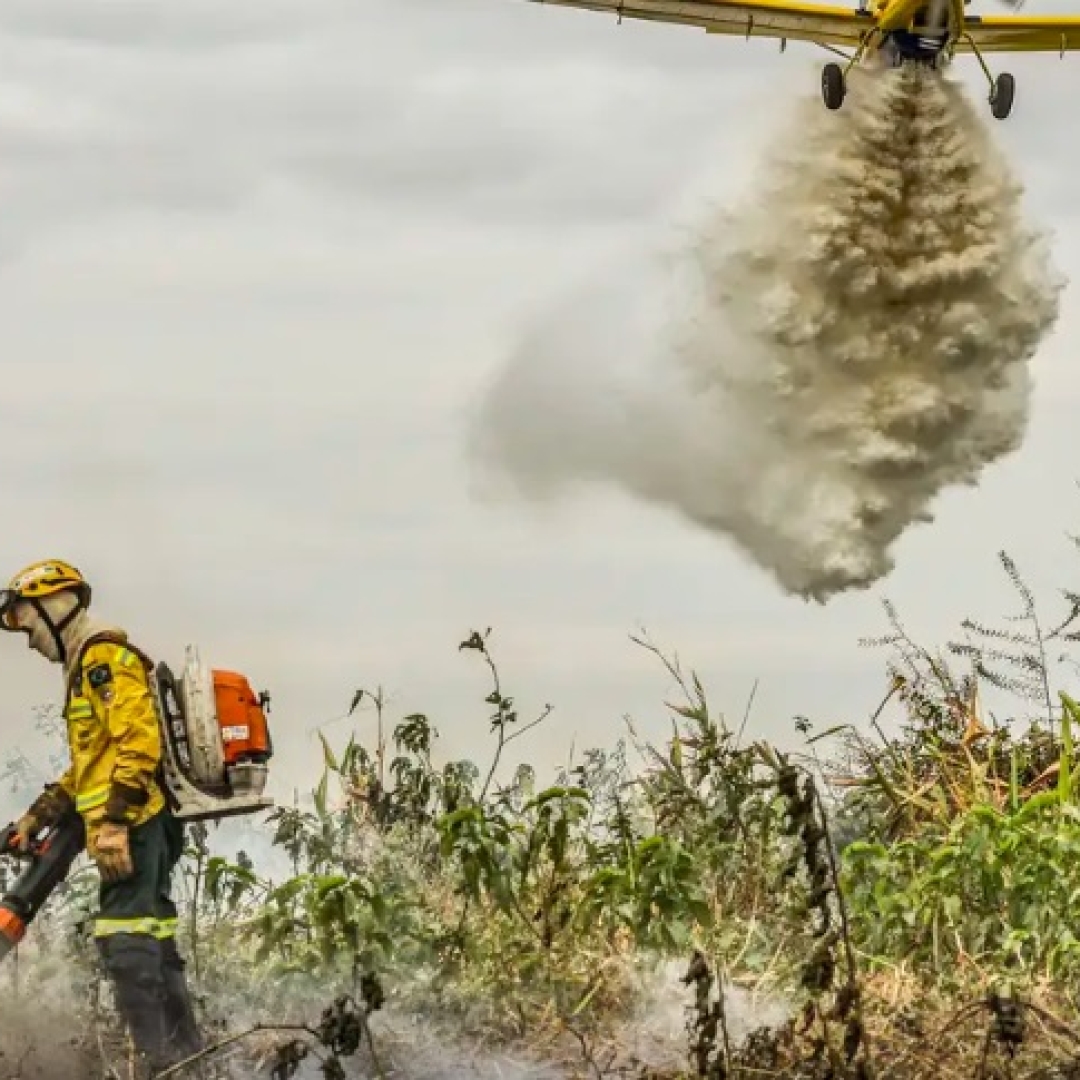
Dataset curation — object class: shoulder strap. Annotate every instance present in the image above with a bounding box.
[66,632,156,696]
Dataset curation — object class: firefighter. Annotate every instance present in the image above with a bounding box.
[0,559,202,1077]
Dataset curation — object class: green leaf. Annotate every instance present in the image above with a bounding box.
[317,730,339,773]
[314,772,329,819]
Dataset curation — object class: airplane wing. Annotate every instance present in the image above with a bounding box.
[956,13,1080,52]
[522,0,873,49]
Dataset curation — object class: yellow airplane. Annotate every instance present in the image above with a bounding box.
[521,0,1080,119]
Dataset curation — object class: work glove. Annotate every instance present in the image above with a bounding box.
[92,822,134,883]
[12,811,40,854]
[13,783,75,853]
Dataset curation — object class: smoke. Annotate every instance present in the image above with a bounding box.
[603,958,791,1073]
[468,63,1065,602]
[0,821,794,1080]
[349,958,789,1080]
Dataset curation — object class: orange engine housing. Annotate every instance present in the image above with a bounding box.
[212,670,273,765]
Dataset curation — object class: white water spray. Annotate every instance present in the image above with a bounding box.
[469,64,1065,601]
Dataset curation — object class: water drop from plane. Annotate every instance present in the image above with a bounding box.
[467,64,1064,601]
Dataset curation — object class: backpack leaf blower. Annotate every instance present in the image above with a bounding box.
[153,644,275,822]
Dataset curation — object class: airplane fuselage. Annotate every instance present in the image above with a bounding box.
[871,0,952,33]
[865,0,965,63]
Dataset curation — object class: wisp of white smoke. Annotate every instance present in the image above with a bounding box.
[468,63,1065,602]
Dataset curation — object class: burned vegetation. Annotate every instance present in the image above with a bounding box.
[4,549,1080,1078]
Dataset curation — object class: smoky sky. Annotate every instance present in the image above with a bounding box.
[0,0,1077,812]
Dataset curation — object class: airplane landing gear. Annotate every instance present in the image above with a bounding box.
[990,71,1015,119]
[965,33,1015,121]
[822,62,846,110]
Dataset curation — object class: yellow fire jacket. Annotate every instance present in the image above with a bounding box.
[58,634,165,844]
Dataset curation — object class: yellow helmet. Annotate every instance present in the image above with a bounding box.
[0,559,91,631]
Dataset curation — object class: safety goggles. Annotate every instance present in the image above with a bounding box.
[0,591,31,633]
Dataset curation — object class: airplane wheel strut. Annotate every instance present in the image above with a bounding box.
[822,62,846,110]
[990,71,1014,120]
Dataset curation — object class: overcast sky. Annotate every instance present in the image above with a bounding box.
[0,0,1079,811]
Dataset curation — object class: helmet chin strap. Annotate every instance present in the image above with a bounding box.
[29,595,84,666]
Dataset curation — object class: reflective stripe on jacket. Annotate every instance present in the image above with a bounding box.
[58,635,165,844]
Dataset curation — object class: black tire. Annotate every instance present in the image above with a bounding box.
[990,72,1015,120]
[822,63,846,110]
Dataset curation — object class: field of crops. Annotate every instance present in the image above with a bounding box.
[4,549,1080,1080]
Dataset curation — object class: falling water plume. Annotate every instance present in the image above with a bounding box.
[469,64,1065,601]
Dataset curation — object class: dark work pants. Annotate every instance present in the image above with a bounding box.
[93,810,202,1072]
